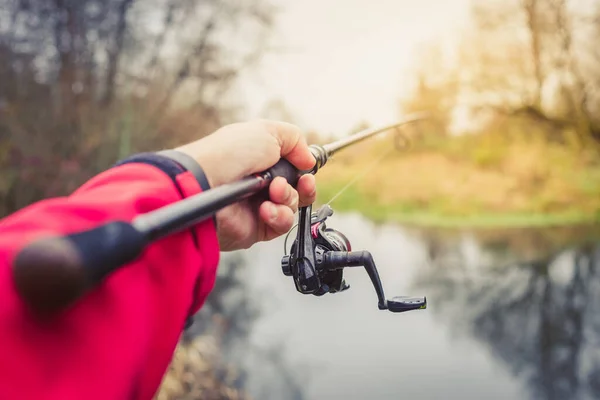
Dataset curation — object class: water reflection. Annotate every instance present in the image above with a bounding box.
[416,229,600,400]
[189,213,600,399]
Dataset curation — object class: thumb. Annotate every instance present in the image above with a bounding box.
[265,121,316,171]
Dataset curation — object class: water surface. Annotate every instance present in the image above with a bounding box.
[192,212,600,400]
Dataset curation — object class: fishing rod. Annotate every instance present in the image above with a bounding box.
[13,113,428,316]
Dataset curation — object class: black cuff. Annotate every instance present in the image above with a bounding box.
[155,150,217,231]
[115,151,212,193]
[156,150,211,192]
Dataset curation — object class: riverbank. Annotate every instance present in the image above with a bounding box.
[315,130,600,228]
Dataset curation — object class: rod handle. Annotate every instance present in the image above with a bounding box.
[13,222,147,316]
[265,158,302,185]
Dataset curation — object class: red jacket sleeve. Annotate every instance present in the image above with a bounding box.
[0,161,220,400]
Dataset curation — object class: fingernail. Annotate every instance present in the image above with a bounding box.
[270,204,278,220]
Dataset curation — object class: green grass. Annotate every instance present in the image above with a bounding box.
[316,182,600,229]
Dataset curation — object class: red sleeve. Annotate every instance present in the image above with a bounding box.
[0,163,220,400]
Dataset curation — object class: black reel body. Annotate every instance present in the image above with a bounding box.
[283,206,350,296]
[281,205,427,313]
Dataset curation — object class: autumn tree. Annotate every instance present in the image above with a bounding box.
[401,0,600,146]
[400,43,459,137]
[0,0,275,215]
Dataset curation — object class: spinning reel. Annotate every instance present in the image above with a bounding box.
[281,204,427,313]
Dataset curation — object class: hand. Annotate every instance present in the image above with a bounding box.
[175,120,317,251]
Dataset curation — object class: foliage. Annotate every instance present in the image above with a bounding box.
[399,0,600,145]
[0,0,274,216]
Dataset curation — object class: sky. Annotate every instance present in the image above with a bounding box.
[236,0,472,136]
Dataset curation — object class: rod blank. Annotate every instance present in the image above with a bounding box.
[322,112,428,157]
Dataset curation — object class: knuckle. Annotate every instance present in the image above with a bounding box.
[290,192,299,209]
[286,187,297,203]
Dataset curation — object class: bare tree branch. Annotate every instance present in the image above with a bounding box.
[101,0,135,107]
[522,0,543,107]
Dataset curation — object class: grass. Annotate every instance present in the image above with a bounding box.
[315,127,600,229]
[316,185,596,228]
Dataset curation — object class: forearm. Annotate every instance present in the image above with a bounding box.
[0,152,220,400]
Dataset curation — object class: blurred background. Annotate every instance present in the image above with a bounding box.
[2,0,600,399]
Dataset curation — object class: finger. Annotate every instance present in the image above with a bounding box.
[264,120,316,171]
[297,174,316,207]
[269,177,299,213]
[259,201,295,240]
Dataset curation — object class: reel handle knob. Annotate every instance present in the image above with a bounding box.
[386,296,427,313]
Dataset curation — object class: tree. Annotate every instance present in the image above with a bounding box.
[399,43,459,136]
[470,0,600,144]
[0,0,276,216]
[403,0,600,145]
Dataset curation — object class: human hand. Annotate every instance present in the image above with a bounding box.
[175,120,316,251]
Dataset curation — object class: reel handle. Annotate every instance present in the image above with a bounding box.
[12,157,304,316]
[324,250,426,312]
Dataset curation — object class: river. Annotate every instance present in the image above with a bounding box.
[188,211,600,400]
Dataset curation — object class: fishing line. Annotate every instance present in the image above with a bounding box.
[325,126,411,206]
[324,147,394,206]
